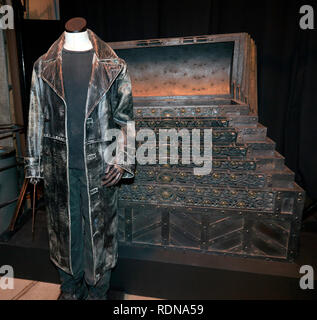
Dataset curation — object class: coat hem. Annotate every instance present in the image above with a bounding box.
[50,256,72,275]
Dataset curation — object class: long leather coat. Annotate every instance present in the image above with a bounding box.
[24,29,135,285]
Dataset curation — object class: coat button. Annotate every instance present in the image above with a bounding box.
[87,153,96,160]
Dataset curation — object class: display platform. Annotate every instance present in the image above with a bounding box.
[0,208,316,299]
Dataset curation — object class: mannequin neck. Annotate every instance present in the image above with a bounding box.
[63,31,93,51]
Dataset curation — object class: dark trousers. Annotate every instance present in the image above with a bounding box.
[57,167,111,300]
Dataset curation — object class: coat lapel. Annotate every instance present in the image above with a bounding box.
[85,53,123,118]
[41,56,65,101]
[40,29,124,117]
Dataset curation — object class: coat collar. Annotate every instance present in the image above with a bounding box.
[40,29,124,117]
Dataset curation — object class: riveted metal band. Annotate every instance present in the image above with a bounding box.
[125,208,133,242]
[161,210,169,246]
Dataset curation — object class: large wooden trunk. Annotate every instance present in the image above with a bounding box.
[109,33,305,262]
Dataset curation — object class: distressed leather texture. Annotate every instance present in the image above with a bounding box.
[25,29,135,285]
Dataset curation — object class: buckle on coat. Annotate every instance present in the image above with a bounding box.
[87,118,94,125]
[90,187,98,195]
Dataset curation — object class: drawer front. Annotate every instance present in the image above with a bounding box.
[119,184,275,212]
[134,104,250,118]
[135,129,237,146]
[135,118,230,128]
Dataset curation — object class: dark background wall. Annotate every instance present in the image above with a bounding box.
[17,0,317,199]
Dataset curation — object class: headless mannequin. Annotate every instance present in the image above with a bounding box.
[56,18,127,300]
[63,18,125,187]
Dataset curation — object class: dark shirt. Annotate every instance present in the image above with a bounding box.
[62,48,94,170]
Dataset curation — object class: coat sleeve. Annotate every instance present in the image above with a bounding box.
[111,62,135,179]
[24,64,44,180]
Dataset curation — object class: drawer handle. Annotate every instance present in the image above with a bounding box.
[161,175,172,183]
[161,190,173,200]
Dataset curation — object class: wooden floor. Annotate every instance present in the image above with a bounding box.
[0,278,161,300]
